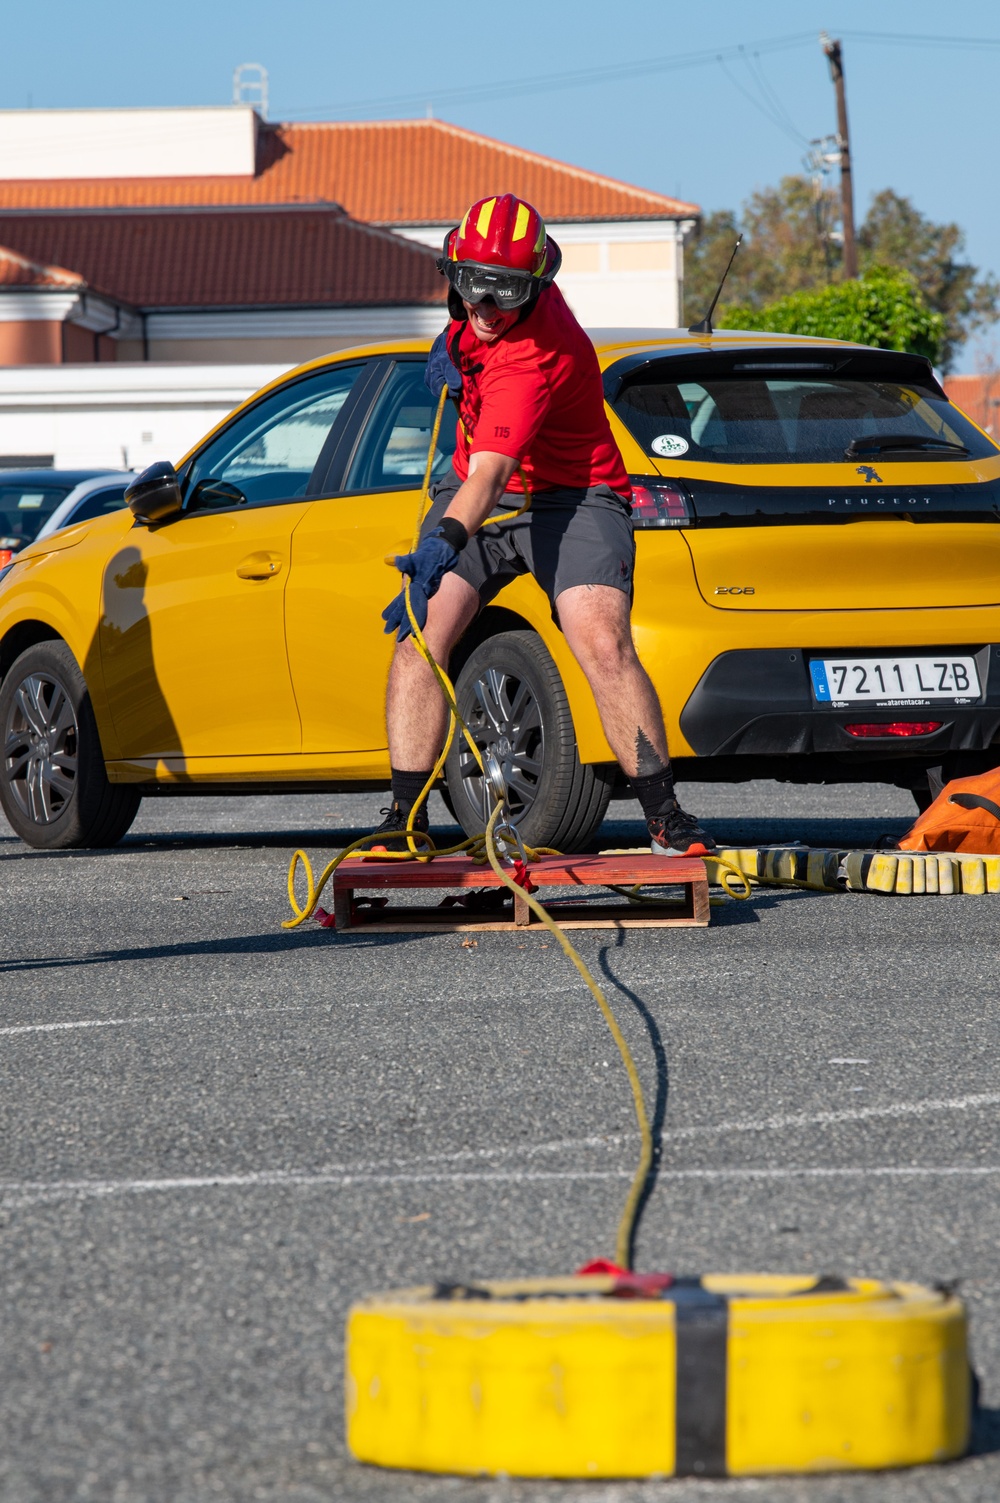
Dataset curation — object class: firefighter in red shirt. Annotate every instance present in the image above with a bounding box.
[379,193,715,857]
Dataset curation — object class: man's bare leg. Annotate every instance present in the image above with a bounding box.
[556,585,668,775]
[556,584,715,852]
[386,571,480,770]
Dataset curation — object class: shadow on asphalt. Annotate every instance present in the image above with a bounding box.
[595,816,912,853]
[0,826,469,860]
[0,927,425,974]
[1,813,913,862]
[972,1403,1000,1457]
[598,931,669,1268]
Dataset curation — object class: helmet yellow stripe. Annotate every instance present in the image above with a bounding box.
[532,221,547,274]
[512,202,531,241]
[475,196,497,238]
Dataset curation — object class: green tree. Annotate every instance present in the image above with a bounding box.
[720,268,945,366]
[683,178,997,369]
[859,190,999,370]
[684,177,839,322]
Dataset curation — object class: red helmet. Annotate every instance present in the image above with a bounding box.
[438,195,561,311]
[450,193,547,275]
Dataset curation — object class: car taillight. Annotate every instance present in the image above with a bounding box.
[629,478,692,528]
[0,550,11,568]
[845,722,943,738]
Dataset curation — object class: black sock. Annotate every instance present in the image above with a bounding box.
[391,767,433,816]
[631,763,676,821]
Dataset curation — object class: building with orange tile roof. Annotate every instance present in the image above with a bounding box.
[0,112,698,223]
[0,206,446,365]
[943,373,1000,437]
[0,107,700,364]
[0,241,135,364]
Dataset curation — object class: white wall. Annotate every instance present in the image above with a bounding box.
[0,107,258,181]
[0,364,290,471]
[130,305,446,363]
[394,218,695,329]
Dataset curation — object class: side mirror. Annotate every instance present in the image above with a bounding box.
[125,461,183,525]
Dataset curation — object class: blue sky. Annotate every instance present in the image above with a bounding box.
[4,0,999,366]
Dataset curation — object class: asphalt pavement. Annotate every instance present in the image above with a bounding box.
[2,779,999,1502]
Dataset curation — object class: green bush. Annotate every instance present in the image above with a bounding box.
[720,269,945,366]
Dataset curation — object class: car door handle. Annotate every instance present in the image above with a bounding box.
[236,552,283,580]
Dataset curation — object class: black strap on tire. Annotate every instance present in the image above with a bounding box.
[671,1282,728,1477]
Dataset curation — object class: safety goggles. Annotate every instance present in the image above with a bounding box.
[444,259,539,310]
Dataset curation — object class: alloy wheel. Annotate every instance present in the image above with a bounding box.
[3,671,79,824]
[458,666,544,824]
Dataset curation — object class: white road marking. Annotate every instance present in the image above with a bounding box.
[0,1019,128,1036]
[0,1005,308,1036]
[677,1091,1000,1139]
[3,1164,1000,1211]
[409,1090,1000,1170]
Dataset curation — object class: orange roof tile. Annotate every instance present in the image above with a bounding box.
[0,118,699,224]
[0,242,83,289]
[944,373,1000,435]
[0,208,445,308]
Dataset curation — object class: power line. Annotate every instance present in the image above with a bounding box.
[746,48,810,144]
[842,29,1000,49]
[280,31,815,120]
[714,51,810,148]
[274,27,1000,126]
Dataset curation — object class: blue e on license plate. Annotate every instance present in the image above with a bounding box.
[810,655,980,705]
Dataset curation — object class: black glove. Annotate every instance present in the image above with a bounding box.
[425,330,462,399]
[382,528,460,642]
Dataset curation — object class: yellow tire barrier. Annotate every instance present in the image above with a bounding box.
[704,846,1000,896]
[346,1272,970,1478]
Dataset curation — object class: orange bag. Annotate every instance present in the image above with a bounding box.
[899,767,1000,854]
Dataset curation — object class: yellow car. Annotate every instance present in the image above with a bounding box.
[2,332,999,850]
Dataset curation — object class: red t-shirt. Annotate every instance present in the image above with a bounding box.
[447,284,630,498]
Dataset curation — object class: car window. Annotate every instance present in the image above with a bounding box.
[0,484,74,551]
[614,364,998,465]
[65,486,128,525]
[345,362,456,492]
[184,365,363,511]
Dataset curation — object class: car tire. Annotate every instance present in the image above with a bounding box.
[0,641,141,850]
[436,780,459,824]
[444,629,614,853]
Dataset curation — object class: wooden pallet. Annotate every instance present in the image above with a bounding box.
[330,851,710,932]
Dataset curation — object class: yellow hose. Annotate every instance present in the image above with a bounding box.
[281,381,740,1269]
[478,802,652,1269]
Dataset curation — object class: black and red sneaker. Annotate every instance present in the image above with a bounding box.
[367,800,430,853]
[647,802,717,857]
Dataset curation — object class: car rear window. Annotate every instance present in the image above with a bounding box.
[612,356,997,466]
[0,485,74,550]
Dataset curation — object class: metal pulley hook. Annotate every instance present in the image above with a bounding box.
[483,746,527,865]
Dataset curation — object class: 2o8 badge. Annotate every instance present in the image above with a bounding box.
[651,434,690,458]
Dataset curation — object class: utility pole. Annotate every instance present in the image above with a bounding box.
[820,33,858,278]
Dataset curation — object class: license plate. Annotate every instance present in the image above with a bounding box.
[810,655,981,706]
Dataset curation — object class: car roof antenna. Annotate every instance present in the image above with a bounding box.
[688,235,743,336]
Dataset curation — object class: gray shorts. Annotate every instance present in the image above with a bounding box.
[422,469,635,620]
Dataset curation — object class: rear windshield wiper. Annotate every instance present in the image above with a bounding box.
[845,434,970,459]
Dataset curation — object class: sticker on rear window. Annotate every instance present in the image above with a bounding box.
[650,434,689,458]
[17,494,45,509]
